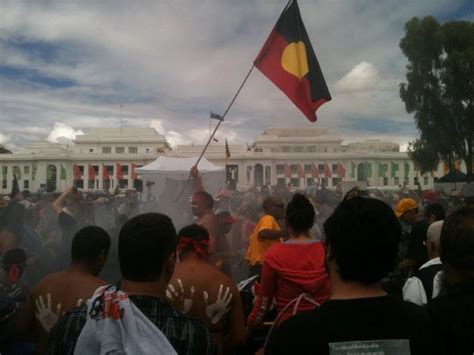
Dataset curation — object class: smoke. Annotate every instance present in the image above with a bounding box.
[47,122,84,144]
[150,119,190,148]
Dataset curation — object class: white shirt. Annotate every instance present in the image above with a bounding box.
[402,257,443,306]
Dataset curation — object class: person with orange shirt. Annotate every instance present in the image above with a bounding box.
[246,196,286,277]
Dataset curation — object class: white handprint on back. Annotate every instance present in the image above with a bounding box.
[203,284,233,324]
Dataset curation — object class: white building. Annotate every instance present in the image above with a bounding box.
[0,126,448,194]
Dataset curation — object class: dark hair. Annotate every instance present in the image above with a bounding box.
[71,226,111,264]
[177,224,209,257]
[440,206,474,271]
[324,197,401,285]
[263,196,282,214]
[119,213,177,282]
[286,193,315,234]
[194,191,214,209]
[424,203,445,221]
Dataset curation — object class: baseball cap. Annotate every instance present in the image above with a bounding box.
[395,198,418,218]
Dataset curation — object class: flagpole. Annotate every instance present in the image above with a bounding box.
[175,65,255,201]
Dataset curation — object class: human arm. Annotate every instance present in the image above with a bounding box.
[190,165,205,192]
[258,229,286,241]
[247,259,277,329]
[52,187,74,214]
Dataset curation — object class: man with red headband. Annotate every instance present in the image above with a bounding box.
[190,166,218,257]
[167,224,245,355]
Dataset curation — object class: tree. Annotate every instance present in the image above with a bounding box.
[0,146,12,154]
[400,16,474,181]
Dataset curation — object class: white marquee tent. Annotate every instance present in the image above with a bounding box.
[136,156,225,199]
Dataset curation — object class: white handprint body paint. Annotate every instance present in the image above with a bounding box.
[35,293,61,333]
[166,279,195,314]
[203,284,233,324]
[34,294,85,332]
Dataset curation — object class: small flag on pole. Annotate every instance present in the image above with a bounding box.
[210,111,223,121]
[225,138,231,166]
[254,0,331,122]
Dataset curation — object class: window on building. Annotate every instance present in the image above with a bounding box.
[306,146,316,152]
[318,164,325,173]
[116,147,125,154]
[78,166,84,175]
[89,148,94,153]
[290,164,298,173]
[383,177,389,186]
[2,180,7,189]
[394,177,400,186]
[304,164,312,173]
[128,147,138,154]
[332,164,338,174]
[24,166,29,174]
[102,147,112,154]
[75,180,84,189]
[282,146,292,153]
[321,177,328,187]
[276,164,284,174]
[294,146,304,152]
[404,177,409,185]
[277,178,285,186]
[2,167,7,176]
[290,178,299,187]
[88,179,95,189]
[423,176,429,185]
[414,177,419,185]
[306,178,314,186]
[24,180,29,189]
[332,177,341,186]
[119,179,128,188]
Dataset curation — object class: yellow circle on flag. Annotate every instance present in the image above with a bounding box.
[281,41,309,80]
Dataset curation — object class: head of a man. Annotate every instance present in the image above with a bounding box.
[71,226,111,276]
[424,203,445,225]
[262,196,285,220]
[440,206,474,284]
[426,220,443,259]
[119,213,177,283]
[177,224,209,261]
[395,198,418,225]
[324,196,401,286]
[191,192,214,218]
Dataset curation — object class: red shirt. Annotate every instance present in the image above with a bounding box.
[247,240,330,327]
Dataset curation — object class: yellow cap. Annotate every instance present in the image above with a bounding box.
[395,198,418,218]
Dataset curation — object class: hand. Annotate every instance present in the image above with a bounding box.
[35,294,62,333]
[190,165,199,179]
[203,284,233,324]
[166,279,195,314]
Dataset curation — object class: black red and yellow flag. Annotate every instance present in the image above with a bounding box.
[254,0,331,122]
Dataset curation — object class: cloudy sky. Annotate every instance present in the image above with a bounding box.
[1,0,473,150]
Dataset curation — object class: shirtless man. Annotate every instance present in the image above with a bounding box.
[20,226,110,354]
[167,224,245,355]
[190,166,217,256]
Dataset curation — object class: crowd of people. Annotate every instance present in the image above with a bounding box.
[0,168,473,354]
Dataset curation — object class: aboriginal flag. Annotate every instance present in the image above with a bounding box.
[254,0,331,122]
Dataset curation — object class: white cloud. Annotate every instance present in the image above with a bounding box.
[0,133,12,145]
[46,122,84,143]
[335,61,380,93]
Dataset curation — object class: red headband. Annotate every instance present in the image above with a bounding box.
[178,237,209,259]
